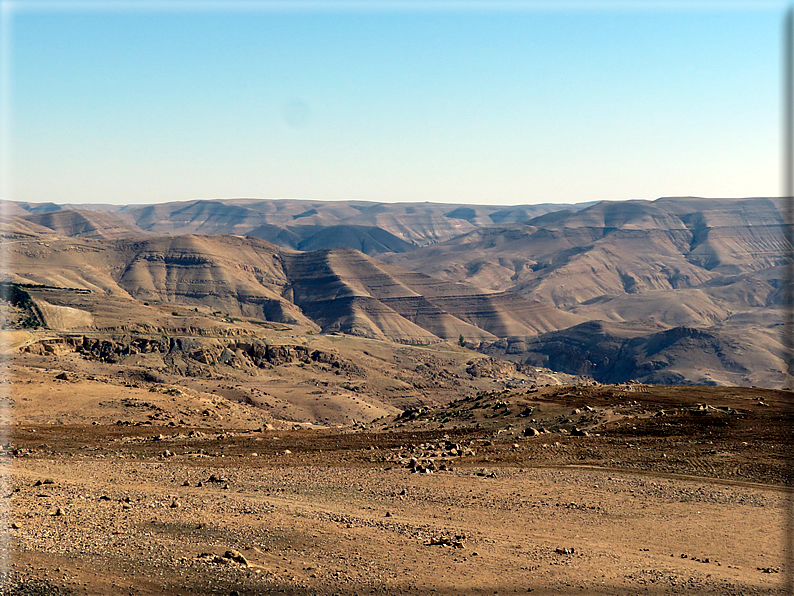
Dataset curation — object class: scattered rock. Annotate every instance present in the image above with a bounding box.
[427,535,466,548]
[223,549,250,567]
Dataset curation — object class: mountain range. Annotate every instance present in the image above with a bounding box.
[6,198,590,252]
[2,195,789,388]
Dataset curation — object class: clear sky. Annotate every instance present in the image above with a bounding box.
[2,1,786,206]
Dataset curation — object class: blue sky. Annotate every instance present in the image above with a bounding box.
[3,1,786,205]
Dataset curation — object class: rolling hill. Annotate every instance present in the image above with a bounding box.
[5,233,580,344]
[382,197,790,387]
[3,195,790,388]
[384,197,787,316]
[8,198,589,248]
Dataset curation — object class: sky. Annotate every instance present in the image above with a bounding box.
[1,1,786,206]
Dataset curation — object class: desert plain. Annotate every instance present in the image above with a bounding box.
[1,335,790,595]
[1,196,792,594]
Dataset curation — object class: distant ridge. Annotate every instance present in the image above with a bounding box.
[246,224,416,255]
[6,197,591,247]
[20,209,148,240]
[3,195,789,387]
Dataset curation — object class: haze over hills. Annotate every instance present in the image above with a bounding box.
[19,209,151,240]
[7,198,591,252]
[2,196,790,388]
[384,197,790,387]
[385,197,786,304]
[244,224,416,256]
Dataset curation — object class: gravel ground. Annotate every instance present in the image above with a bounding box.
[1,429,788,595]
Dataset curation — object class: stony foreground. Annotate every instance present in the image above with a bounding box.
[0,425,787,595]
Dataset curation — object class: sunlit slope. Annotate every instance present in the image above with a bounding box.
[386,197,788,318]
[114,198,586,246]
[6,233,580,342]
[20,209,148,240]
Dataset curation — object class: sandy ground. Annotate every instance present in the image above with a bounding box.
[2,339,791,595]
[0,425,788,596]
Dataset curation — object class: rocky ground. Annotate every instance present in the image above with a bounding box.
[2,325,792,595]
[0,410,790,595]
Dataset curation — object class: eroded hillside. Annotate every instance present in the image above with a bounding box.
[4,234,580,344]
[3,196,791,388]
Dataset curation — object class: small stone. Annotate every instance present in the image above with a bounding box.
[170,499,180,508]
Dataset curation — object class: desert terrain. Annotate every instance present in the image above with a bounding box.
[1,196,792,594]
[1,369,790,595]
[3,195,790,387]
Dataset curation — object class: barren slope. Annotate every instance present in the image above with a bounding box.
[386,197,787,311]
[381,197,790,387]
[246,223,416,255]
[5,233,580,344]
[20,209,148,240]
[10,198,588,247]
